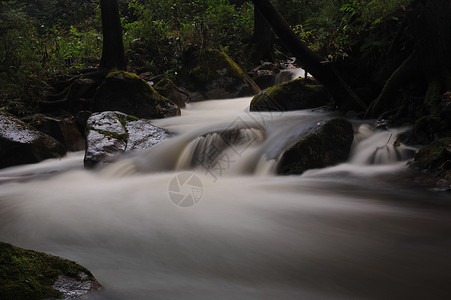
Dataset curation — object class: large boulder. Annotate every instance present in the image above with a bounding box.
[185,49,261,100]
[0,241,100,300]
[0,112,66,169]
[93,71,180,119]
[250,78,330,112]
[84,111,171,168]
[22,114,85,151]
[153,78,186,108]
[277,118,354,175]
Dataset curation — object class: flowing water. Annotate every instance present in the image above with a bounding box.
[1,97,450,300]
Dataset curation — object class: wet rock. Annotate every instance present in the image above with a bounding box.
[252,69,276,90]
[250,62,281,90]
[84,111,170,168]
[411,137,451,184]
[23,114,85,151]
[0,241,101,300]
[75,111,93,134]
[250,78,330,112]
[185,49,261,100]
[398,116,442,145]
[153,78,186,108]
[277,118,354,175]
[0,112,66,169]
[94,70,180,119]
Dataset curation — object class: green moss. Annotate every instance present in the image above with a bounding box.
[96,130,128,142]
[277,118,354,175]
[94,70,175,119]
[188,49,251,91]
[260,77,318,97]
[117,115,127,128]
[105,69,140,80]
[414,137,451,170]
[103,70,167,105]
[250,78,329,112]
[0,241,96,300]
[153,78,172,94]
[194,49,244,81]
[126,115,139,121]
[277,134,323,175]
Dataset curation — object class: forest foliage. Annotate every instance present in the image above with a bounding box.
[1,0,409,116]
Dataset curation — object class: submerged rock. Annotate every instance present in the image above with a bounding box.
[84,111,170,168]
[250,78,330,112]
[0,112,66,169]
[23,114,85,151]
[185,49,261,100]
[277,118,354,175]
[94,70,180,119]
[0,241,101,300]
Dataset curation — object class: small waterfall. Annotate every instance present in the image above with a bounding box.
[274,68,306,84]
[350,124,417,165]
[175,127,265,171]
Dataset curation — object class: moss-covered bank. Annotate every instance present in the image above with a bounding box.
[94,70,180,119]
[0,241,100,300]
[250,77,330,112]
[412,138,451,184]
[185,49,260,100]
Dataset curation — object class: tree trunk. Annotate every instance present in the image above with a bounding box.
[100,0,126,70]
[251,0,367,111]
[252,6,275,63]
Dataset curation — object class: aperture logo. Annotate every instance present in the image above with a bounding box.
[168,173,203,207]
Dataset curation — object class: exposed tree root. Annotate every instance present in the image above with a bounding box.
[366,51,416,118]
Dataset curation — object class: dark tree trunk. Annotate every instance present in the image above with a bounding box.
[100,0,126,70]
[252,6,275,63]
[251,0,367,111]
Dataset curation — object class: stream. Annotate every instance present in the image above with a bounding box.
[1,97,451,300]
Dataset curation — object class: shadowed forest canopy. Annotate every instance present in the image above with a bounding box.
[0,0,450,138]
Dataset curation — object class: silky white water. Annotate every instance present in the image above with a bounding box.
[0,97,450,300]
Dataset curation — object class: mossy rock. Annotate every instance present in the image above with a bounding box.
[0,241,100,300]
[66,78,97,101]
[0,112,66,169]
[186,49,260,100]
[398,115,442,145]
[22,114,85,152]
[153,78,185,108]
[277,118,354,175]
[94,70,180,119]
[277,134,324,175]
[413,138,451,175]
[84,111,171,168]
[250,78,331,112]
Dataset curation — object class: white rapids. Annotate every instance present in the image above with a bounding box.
[0,97,450,300]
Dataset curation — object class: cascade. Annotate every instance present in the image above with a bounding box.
[0,97,449,300]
